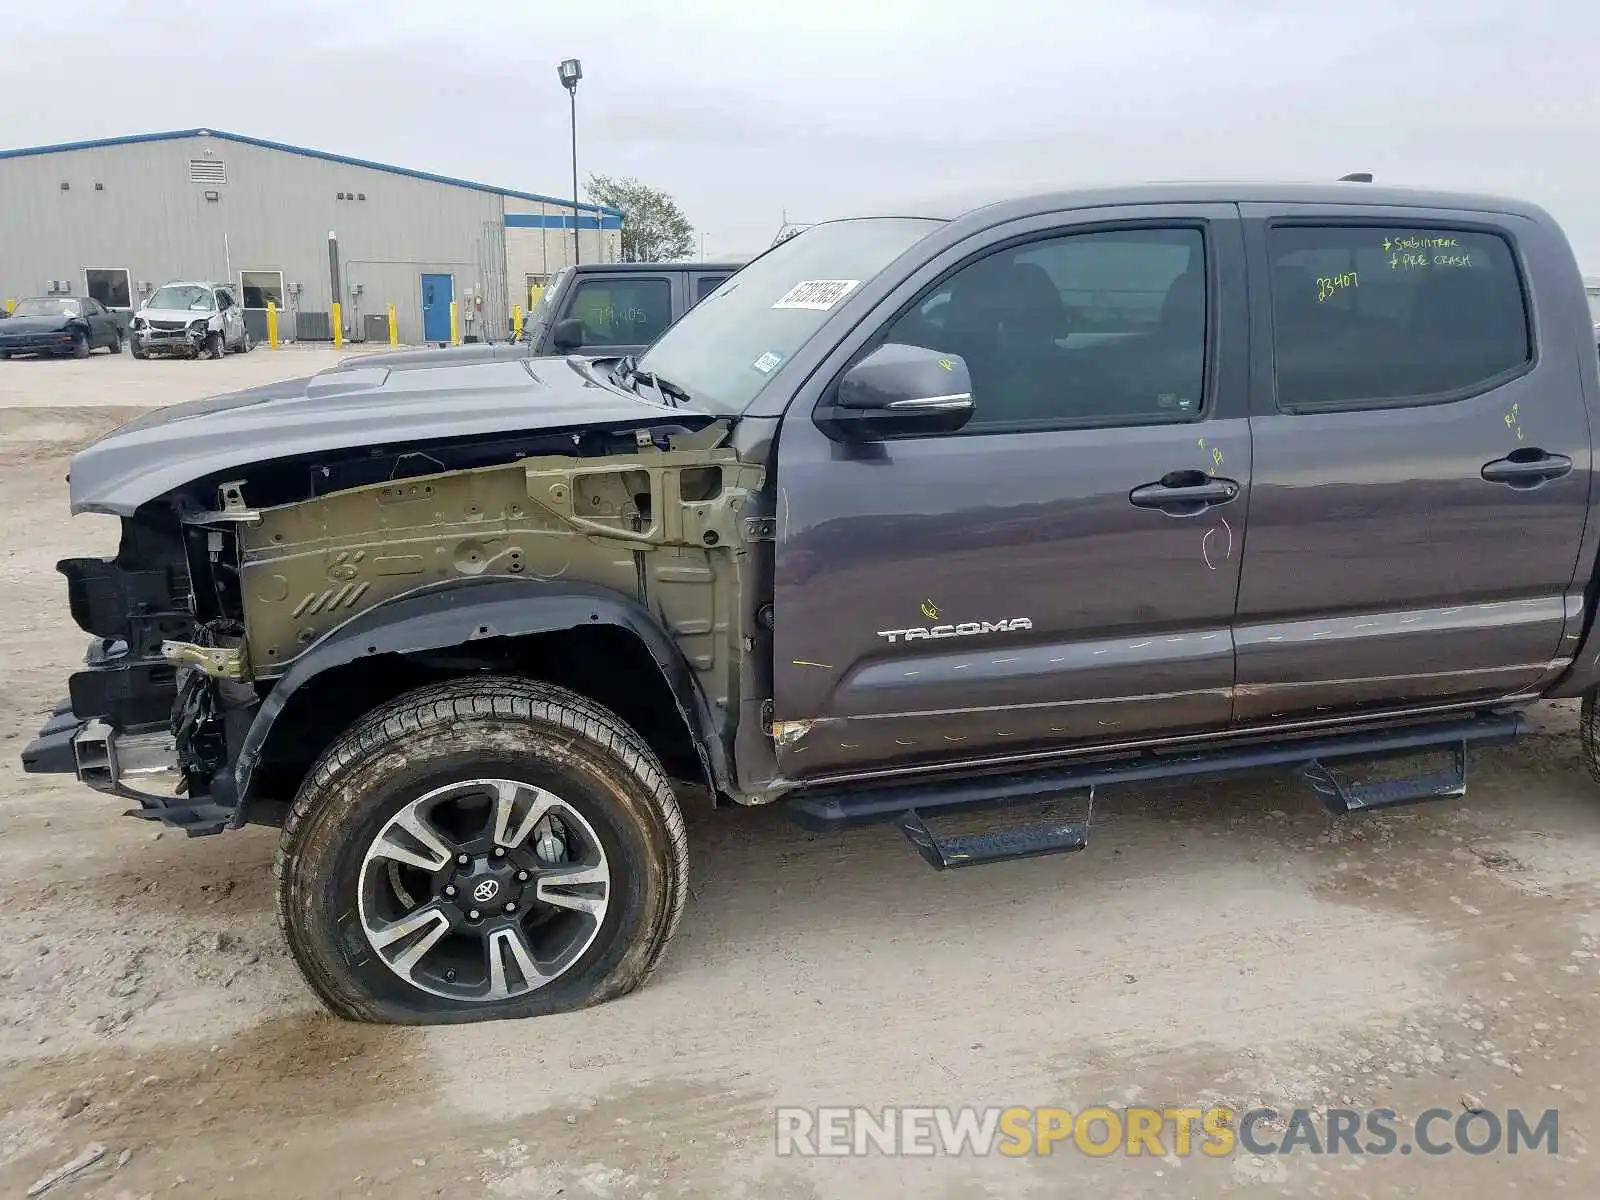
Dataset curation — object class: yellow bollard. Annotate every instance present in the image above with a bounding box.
[3,298,15,314]
[449,301,460,346]
[387,303,397,346]
[266,302,279,349]
[513,304,524,341]
[331,301,344,348]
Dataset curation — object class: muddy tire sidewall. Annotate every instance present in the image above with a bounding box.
[277,681,685,1025]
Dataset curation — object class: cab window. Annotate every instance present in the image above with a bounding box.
[884,226,1208,431]
[566,278,672,346]
[1266,225,1531,410]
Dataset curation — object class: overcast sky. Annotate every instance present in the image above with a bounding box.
[6,0,1599,266]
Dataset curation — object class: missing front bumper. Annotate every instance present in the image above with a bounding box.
[22,707,235,836]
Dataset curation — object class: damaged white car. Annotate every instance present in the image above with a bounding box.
[130,281,253,360]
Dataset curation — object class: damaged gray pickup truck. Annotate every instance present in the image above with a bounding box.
[24,182,1600,1025]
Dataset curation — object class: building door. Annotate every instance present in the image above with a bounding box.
[421,274,454,343]
[239,270,285,343]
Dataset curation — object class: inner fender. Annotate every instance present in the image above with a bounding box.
[220,576,728,825]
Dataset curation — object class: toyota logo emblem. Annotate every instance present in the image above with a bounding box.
[472,879,500,904]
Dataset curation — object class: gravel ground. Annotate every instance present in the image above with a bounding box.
[2,348,1598,1198]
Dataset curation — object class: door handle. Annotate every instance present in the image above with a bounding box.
[1129,470,1241,516]
[1481,450,1572,489]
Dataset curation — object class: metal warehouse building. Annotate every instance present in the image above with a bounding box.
[0,128,623,346]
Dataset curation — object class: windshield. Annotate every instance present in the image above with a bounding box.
[12,297,80,318]
[635,217,944,412]
[147,285,215,312]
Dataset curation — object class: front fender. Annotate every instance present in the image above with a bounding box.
[219,576,729,825]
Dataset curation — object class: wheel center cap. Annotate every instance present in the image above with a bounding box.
[447,857,523,914]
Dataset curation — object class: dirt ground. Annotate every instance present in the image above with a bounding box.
[3,347,1599,1198]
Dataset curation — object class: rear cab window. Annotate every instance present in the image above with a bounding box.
[1265,224,1531,410]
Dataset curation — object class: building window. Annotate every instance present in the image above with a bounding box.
[189,158,227,185]
[1266,225,1531,411]
[84,267,132,310]
[240,270,285,310]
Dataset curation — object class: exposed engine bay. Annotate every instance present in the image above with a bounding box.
[51,410,763,829]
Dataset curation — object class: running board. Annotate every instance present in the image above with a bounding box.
[784,711,1526,869]
[1300,743,1467,813]
[897,801,1091,870]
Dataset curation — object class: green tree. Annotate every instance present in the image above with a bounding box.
[586,174,696,262]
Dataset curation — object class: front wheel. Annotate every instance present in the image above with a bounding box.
[204,331,224,359]
[71,331,90,359]
[274,677,688,1024]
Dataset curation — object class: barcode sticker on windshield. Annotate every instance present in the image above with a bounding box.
[772,279,861,311]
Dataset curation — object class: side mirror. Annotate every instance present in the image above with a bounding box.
[551,317,585,352]
[816,343,975,441]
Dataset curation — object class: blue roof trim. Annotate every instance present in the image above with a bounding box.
[0,128,626,218]
[506,213,624,231]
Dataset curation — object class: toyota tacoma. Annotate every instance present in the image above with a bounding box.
[23,182,1600,1025]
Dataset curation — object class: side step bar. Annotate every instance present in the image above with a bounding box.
[785,711,1527,869]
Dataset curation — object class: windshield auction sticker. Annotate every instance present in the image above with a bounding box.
[772,280,861,310]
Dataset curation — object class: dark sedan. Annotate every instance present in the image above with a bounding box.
[0,296,125,359]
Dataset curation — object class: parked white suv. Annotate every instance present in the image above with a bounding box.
[130,281,253,359]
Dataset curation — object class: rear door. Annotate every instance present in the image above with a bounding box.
[1234,203,1594,722]
[772,204,1253,780]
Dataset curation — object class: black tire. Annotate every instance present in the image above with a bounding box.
[108,330,123,355]
[274,677,688,1025]
[205,331,224,359]
[0,350,10,361]
[71,330,90,359]
[1581,692,1600,788]
[233,329,254,353]
[130,340,147,360]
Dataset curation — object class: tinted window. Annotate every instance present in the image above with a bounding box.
[696,275,729,303]
[83,298,104,315]
[216,289,236,309]
[884,227,1207,430]
[1267,225,1530,410]
[566,278,671,346]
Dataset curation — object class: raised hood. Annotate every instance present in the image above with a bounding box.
[69,356,708,516]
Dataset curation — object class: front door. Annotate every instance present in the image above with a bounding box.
[772,207,1252,780]
[1233,203,1594,722]
[421,273,454,343]
[215,287,244,347]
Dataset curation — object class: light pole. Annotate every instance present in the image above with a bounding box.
[558,58,583,266]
